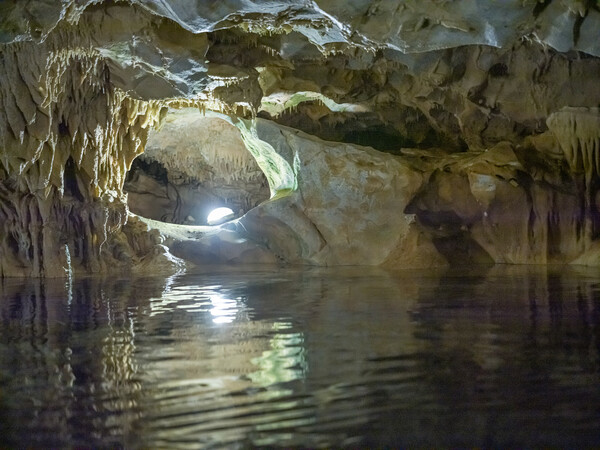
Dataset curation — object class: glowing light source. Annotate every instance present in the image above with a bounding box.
[207,207,235,225]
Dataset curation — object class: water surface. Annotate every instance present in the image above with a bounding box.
[1,265,599,448]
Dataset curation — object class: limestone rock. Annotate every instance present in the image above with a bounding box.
[224,125,596,267]
[2,0,600,276]
[125,109,270,224]
[239,119,427,266]
[0,31,169,277]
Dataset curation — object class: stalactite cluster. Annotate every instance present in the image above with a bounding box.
[0,36,169,277]
[547,107,600,187]
[546,107,600,242]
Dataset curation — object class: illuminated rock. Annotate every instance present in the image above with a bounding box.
[125,109,269,224]
[1,0,600,275]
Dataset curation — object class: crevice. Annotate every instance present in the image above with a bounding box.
[573,15,584,46]
[532,0,553,18]
[64,157,84,202]
[6,234,19,256]
[489,62,509,78]
[58,119,70,137]
[432,233,494,265]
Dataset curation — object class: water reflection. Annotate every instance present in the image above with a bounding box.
[0,266,599,447]
[249,322,307,386]
[209,291,242,324]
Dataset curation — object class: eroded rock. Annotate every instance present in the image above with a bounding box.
[125,109,269,225]
[0,34,174,277]
[219,123,597,267]
[2,0,600,276]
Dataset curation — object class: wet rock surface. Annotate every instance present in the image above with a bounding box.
[1,1,600,275]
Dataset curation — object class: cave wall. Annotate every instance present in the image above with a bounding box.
[1,0,600,276]
[0,33,180,277]
[232,119,598,267]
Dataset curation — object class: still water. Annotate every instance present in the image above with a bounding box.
[1,265,599,448]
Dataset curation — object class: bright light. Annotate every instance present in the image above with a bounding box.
[209,292,238,324]
[207,207,234,225]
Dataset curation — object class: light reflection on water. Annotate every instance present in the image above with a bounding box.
[0,265,599,448]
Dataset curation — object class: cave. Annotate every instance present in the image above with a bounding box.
[124,109,270,226]
[1,1,600,447]
[2,2,600,276]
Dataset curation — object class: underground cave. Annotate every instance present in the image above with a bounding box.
[1,0,600,447]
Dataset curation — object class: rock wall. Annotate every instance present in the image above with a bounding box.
[0,35,181,277]
[1,0,600,276]
[232,118,598,267]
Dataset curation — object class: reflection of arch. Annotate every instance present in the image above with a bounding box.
[248,322,308,386]
[2,267,600,446]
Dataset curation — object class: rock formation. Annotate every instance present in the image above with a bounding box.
[125,109,269,225]
[1,0,600,276]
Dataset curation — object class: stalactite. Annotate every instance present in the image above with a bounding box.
[144,114,263,186]
[547,107,600,242]
[547,107,600,187]
[0,35,170,277]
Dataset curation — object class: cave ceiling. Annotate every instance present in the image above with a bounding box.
[3,0,600,152]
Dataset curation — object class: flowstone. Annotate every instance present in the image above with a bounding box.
[0,36,180,277]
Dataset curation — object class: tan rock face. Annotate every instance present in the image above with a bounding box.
[238,119,427,266]
[0,34,177,277]
[1,0,600,276]
[231,122,593,267]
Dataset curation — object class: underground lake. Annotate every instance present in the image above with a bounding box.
[1,265,599,448]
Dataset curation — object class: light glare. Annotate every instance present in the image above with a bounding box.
[207,207,234,225]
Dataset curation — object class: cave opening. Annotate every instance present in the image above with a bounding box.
[124,108,271,227]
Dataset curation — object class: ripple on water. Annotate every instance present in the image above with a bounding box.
[0,266,599,448]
